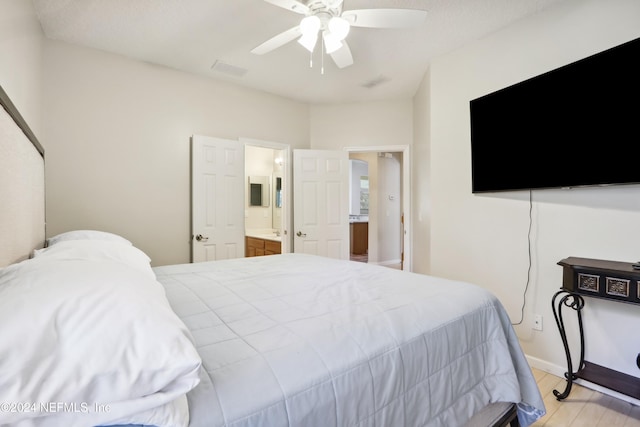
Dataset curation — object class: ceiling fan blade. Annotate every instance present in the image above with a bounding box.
[342,8,427,28]
[251,26,302,55]
[330,40,353,69]
[263,0,309,15]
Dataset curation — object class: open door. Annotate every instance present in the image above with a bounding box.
[293,149,349,260]
[191,135,245,262]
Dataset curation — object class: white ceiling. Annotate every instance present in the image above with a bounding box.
[32,0,568,104]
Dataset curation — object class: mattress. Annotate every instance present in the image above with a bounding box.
[153,253,545,427]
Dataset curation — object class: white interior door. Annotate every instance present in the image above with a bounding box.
[293,149,349,260]
[191,135,244,262]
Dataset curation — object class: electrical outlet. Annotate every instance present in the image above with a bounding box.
[533,314,543,331]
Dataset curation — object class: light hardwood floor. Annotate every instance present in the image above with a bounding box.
[349,254,402,269]
[531,367,640,426]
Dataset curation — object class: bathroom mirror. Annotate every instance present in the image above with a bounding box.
[359,176,369,214]
[249,176,270,207]
[274,176,282,208]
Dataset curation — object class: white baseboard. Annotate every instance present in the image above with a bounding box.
[371,259,401,267]
[525,355,566,378]
[525,355,640,406]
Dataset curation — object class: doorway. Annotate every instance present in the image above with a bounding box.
[347,146,410,271]
[349,158,369,262]
[241,138,291,254]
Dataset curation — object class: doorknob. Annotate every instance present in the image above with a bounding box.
[296,231,306,237]
[195,234,209,242]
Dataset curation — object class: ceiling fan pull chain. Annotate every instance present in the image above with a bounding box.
[321,37,325,75]
[309,50,313,68]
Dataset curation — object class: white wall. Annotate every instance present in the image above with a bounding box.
[0,0,43,138]
[424,0,640,386]
[310,100,413,149]
[412,70,431,275]
[41,40,310,266]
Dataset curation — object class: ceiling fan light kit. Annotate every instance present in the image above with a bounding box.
[322,32,342,54]
[298,15,321,52]
[253,0,427,71]
[298,14,349,55]
[328,16,349,40]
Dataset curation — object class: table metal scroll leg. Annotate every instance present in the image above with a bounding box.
[551,290,585,400]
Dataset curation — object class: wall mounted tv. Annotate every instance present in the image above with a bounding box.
[470,37,640,193]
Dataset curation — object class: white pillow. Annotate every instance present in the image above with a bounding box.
[32,239,155,279]
[46,229,132,247]
[0,256,201,427]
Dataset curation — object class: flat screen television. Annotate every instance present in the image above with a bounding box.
[470,37,640,193]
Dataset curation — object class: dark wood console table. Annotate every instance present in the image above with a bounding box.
[552,257,640,400]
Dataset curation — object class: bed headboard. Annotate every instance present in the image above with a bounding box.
[0,85,45,267]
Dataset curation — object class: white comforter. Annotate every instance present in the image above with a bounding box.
[153,253,545,427]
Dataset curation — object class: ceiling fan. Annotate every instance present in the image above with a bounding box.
[251,0,427,70]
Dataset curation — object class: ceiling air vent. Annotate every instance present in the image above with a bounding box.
[360,75,390,89]
[211,60,248,77]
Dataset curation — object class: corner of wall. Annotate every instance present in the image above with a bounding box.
[411,67,431,274]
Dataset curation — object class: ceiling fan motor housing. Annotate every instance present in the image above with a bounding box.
[306,0,343,19]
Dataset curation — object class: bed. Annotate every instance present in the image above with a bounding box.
[0,84,545,427]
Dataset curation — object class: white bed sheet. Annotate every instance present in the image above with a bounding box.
[153,253,545,427]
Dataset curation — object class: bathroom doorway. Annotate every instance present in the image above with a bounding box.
[349,159,369,262]
[241,138,291,255]
[347,146,410,271]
